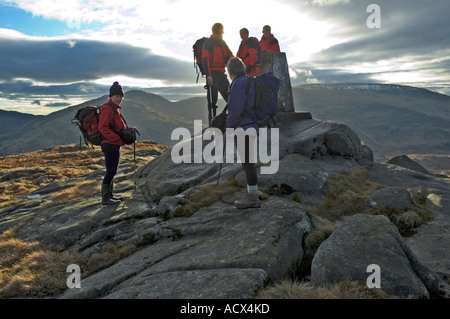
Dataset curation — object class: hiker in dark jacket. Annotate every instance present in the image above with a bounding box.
[226,57,261,209]
[98,81,126,205]
[202,22,234,123]
[260,25,280,53]
[237,28,261,77]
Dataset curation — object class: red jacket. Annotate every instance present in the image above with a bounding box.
[201,34,234,76]
[260,34,280,52]
[98,100,126,146]
[237,37,261,77]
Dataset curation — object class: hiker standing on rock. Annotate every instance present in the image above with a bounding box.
[260,25,280,53]
[98,82,126,205]
[226,57,261,209]
[202,22,234,123]
[237,28,261,77]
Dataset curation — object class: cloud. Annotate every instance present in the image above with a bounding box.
[1,0,450,112]
[45,102,71,107]
[0,33,194,85]
[308,0,351,6]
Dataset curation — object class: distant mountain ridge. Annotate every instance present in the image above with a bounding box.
[300,83,441,94]
[0,90,209,156]
[293,83,450,164]
[1,83,449,174]
[0,109,42,137]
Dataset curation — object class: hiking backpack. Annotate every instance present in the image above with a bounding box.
[72,103,139,147]
[245,72,280,128]
[193,37,208,83]
[72,105,104,146]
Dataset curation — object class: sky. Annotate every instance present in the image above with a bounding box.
[0,0,449,115]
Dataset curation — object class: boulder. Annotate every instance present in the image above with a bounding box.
[136,117,373,204]
[311,214,449,299]
[276,117,372,163]
[368,162,450,281]
[236,154,359,206]
[388,155,429,175]
[369,187,413,212]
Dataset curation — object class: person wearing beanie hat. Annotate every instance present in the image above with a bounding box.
[98,81,126,205]
[109,81,124,97]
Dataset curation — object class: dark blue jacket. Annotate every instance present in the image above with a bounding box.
[226,75,259,133]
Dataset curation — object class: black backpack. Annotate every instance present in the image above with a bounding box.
[245,72,280,128]
[193,37,208,83]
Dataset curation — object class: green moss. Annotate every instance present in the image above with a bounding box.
[292,193,302,203]
[135,232,157,248]
[165,226,183,240]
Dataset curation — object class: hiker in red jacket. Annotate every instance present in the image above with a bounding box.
[202,22,234,123]
[260,25,280,53]
[98,82,126,205]
[237,28,261,77]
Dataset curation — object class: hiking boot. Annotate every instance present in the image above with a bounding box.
[234,192,261,209]
[101,184,120,206]
[110,183,124,201]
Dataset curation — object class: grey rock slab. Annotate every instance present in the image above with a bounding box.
[104,268,268,299]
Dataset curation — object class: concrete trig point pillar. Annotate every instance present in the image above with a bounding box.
[258,52,295,113]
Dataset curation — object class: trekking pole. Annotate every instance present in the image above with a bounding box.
[209,85,216,120]
[133,141,137,190]
[217,163,222,185]
[216,133,227,185]
[208,83,218,154]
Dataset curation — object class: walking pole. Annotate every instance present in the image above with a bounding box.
[216,139,224,184]
[209,85,216,120]
[216,125,227,185]
[133,141,137,190]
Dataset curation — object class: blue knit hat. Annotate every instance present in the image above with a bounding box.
[109,81,124,97]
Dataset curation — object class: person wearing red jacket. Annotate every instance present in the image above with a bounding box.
[237,28,261,77]
[98,81,126,205]
[201,23,234,123]
[260,25,280,53]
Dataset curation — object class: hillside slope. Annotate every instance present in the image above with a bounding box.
[293,84,450,162]
[1,83,449,175]
[0,110,42,137]
[0,91,209,156]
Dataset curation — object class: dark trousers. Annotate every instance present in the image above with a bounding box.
[101,143,122,185]
[235,135,258,186]
[207,71,230,122]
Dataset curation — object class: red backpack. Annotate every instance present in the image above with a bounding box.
[72,105,105,146]
[72,103,139,147]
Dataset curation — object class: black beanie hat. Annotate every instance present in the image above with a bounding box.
[109,81,124,97]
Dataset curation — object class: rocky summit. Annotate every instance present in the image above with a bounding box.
[0,113,449,300]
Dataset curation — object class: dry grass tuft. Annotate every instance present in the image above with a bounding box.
[0,228,140,298]
[41,180,100,209]
[169,178,241,219]
[256,279,396,299]
[0,229,84,298]
[0,141,166,208]
[308,166,384,221]
[0,141,167,297]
